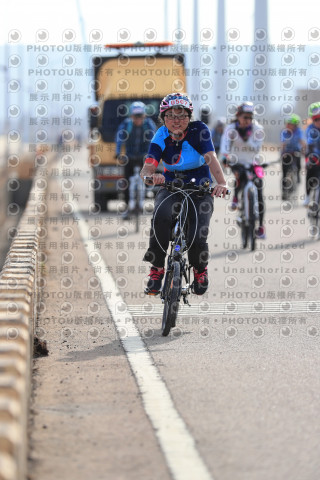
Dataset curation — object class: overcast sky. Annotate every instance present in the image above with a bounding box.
[1,0,319,144]
[2,0,320,46]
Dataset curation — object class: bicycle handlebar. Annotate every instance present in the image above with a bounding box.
[143,176,230,196]
[226,161,270,170]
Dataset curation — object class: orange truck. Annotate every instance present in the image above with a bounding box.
[88,42,186,210]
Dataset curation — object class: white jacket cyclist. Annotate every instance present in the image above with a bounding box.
[220,119,264,168]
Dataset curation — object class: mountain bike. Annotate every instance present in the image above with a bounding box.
[281,152,300,201]
[144,176,229,336]
[229,162,268,251]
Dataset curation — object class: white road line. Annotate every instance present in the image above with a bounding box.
[74,208,213,480]
[124,301,319,316]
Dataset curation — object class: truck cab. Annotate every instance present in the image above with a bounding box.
[88,42,186,211]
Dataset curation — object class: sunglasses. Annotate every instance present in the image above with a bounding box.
[242,115,253,120]
[164,114,189,120]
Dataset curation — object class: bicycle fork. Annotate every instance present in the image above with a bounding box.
[181,264,192,305]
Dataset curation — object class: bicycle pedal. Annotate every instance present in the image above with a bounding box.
[144,288,160,296]
[236,216,242,226]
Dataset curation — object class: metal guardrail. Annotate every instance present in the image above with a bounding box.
[0,164,47,480]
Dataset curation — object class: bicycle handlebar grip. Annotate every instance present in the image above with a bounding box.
[210,187,231,196]
[143,176,154,185]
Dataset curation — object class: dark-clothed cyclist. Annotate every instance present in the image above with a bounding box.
[115,101,156,212]
[140,93,228,296]
[211,118,225,155]
[280,114,305,200]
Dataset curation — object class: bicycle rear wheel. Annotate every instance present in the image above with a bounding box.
[162,261,181,336]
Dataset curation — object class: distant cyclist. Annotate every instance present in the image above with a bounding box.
[140,93,228,296]
[280,114,306,200]
[304,102,320,206]
[115,101,156,214]
[220,102,266,239]
[211,117,226,155]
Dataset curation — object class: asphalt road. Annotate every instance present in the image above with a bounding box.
[29,146,320,480]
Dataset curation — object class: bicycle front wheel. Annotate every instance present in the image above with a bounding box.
[162,261,181,336]
[134,208,140,233]
[241,223,249,249]
[284,167,298,199]
[309,187,320,230]
[248,193,256,251]
[242,189,256,250]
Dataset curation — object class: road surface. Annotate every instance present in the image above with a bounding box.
[28,146,320,480]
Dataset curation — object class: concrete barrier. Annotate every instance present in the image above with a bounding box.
[0,162,47,480]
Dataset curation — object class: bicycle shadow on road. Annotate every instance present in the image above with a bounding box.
[56,329,193,362]
[141,328,193,349]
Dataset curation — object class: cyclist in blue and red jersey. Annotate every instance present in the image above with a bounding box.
[140,92,228,295]
[280,114,306,200]
[304,102,320,206]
